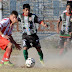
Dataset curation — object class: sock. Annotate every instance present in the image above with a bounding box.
[23,50,28,61]
[1,52,7,62]
[0,60,4,64]
[8,48,12,59]
[5,47,12,62]
[38,51,43,61]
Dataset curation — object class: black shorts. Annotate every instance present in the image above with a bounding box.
[59,37,72,48]
[22,33,41,49]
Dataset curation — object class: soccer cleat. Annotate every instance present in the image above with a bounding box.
[4,61,14,66]
[39,59,44,66]
[0,64,3,67]
[0,61,4,67]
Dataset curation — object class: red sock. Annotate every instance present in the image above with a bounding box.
[1,52,7,63]
[59,48,64,55]
[5,47,12,62]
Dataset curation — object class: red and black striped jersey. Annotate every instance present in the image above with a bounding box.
[0,18,13,35]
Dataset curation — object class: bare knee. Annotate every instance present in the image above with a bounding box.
[24,47,27,50]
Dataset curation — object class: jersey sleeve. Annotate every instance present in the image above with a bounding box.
[0,18,8,28]
[59,14,63,21]
[34,15,42,24]
[0,23,2,28]
[60,16,62,21]
[0,21,3,28]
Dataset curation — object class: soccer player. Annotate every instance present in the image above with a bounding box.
[57,3,72,55]
[18,4,48,65]
[0,11,21,66]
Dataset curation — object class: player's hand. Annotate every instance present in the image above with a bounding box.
[44,24,48,27]
[15,43,22,50]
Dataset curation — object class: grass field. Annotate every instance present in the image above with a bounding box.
[0,67,72,72]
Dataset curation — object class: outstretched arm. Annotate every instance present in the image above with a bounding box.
[9,35,21,50]
[34,15,48,28]
[57,19,61,34]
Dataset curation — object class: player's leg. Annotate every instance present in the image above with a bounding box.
[22,34,29,61]
[1,48,12,65]
[23,47,28,61]
[0,37,12,66]
[59,38,67,55]
[0,52,6,66]
[4,42,14,66]
[67,38,72,49]
[32,34,44,65]
[23,39,31,61]
[36,47,43,61]
[35,45,44,65]
[59,37,64,48]
[4,42,12,62]
[62,39,68,54]
[59,37,65,55]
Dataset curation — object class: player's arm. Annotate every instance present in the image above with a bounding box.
[0,28,4,36]
[9,35,21,50]
[17,14,22,32]
[57,16,62,34]
[34,15,48,27]
[40,21,48,27]
[0,22,9,39]
[14,19,20,32]
[0,29,9,39]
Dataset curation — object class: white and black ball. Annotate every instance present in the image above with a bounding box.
[25,58,35,68]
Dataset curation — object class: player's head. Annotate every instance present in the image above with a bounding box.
[23,4,30,16]
[10,10,18,23]
[67,0,72,7]
[66,3,71,13]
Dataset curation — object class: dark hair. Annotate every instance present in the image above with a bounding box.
[23,4,30,9]
[11,10,18,17]
[67,1,72,8]
[66,3,71,7]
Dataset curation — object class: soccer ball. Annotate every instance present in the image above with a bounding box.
[25,58,35,68]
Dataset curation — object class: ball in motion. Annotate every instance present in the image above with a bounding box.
[25,58,35,68]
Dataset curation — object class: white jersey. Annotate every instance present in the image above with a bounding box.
[19,13,42,35]
[60,12,72,34]
[63,10,67,13]
[0,18,13,35]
